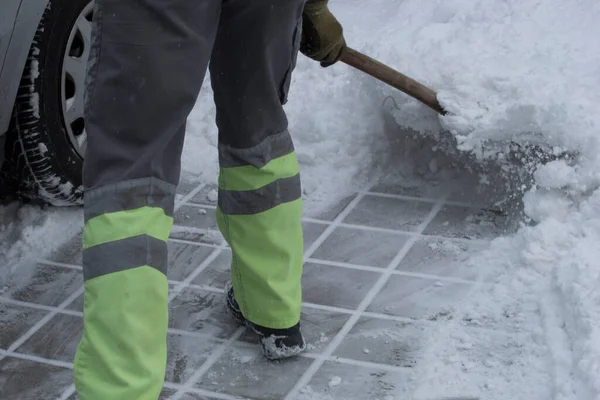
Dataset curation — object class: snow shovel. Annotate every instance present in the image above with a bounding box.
[340,47,447,115]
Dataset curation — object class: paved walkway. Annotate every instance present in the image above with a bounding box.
[0,173,513,400]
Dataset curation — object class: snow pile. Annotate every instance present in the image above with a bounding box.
[321,0,600,399]
[0,204,81,285]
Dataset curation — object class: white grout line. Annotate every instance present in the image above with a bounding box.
[169,327,246,400]
[168,237,226,249]
[0,349,74,369]
[365,190,491,210]
[175,183,208,211]
[305,258,480,285]
[0,297,83,317]
[305,258,387,273]
[57,384,76,400]
[180,202,217,210]
[300,217,331,225]
[327,356,412,373]
[283,198,447,400]
[37,259,83,270]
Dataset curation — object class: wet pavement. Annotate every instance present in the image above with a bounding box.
[0,173,514,400]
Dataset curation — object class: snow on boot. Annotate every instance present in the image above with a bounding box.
[225,282,306,360]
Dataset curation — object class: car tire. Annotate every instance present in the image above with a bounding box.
[1,0,94,206]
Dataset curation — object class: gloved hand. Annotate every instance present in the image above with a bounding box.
[300,0,347,67]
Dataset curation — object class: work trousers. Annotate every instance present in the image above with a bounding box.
[74,0,306,398]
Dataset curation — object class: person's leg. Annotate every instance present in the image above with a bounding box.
[209,0,307,359]
[74,1,220,398]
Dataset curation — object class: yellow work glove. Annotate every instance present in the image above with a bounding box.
[300,0,347,67]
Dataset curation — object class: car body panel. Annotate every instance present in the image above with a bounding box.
[0,0,49,136]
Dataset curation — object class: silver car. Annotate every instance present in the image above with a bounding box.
[1,0,93,205]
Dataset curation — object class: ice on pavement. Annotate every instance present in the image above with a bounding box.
[2,0,600,399]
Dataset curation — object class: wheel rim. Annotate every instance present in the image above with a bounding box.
[61,1,94,159]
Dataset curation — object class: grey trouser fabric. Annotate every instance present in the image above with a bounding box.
[84,0,306,190]
[75,1,307,398]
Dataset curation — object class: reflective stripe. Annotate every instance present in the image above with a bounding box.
[218,174,301,215]
[82,235,167,281]
[83,206,173,249]
[219,151,299,192]
[218,130,295,168]
[84,177,176,221]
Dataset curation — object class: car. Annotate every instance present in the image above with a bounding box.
[1,0,93,205]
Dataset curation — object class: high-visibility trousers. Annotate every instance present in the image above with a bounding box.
[74,0,306,398]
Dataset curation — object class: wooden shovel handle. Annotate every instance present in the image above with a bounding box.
[340,47,447,115]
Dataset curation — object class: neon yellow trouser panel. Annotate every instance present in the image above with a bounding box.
[217,134,304,329]
[74,178,174,400]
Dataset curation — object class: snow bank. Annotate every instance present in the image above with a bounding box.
[324,0,600,399]
[0,204,81,286]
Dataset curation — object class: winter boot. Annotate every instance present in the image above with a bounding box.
[225,282,306,360]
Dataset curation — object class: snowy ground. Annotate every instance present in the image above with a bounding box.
[1,0,600,399]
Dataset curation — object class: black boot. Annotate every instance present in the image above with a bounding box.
[225,282,306,360]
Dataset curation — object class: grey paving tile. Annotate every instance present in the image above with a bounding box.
[0,357,73,400]
[169,287,239,339]
[168,242,217,282]
[174,205,218,231]
[422,205,509,239]
[192,250,230,289]
[366,274,472,320]
[237,308,349,354]
[302,221,328,251]
[7,263,82,307]
[166,333,220,384]
[0,303,47,349]
[344,195,433,232]
[46,231,83,265]
[298,360,413,400]
[334,317,427,368]
[16,313,82,362]
[311,227,410,268]
[196,345,313,399]
[302,263,380,309]
[397,237,490,281]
